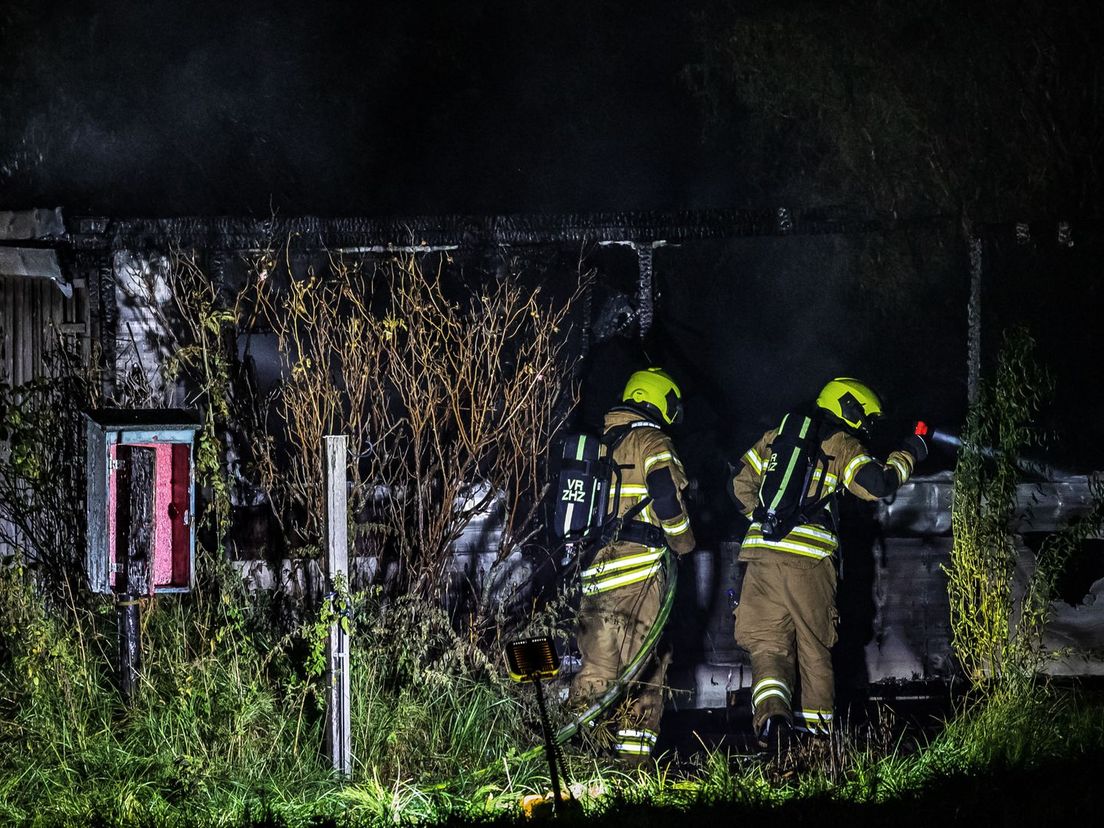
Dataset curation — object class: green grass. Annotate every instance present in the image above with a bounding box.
[4,556,1104,826]
[0,559,559,826]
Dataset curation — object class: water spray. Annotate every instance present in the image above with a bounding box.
[913,420,1066,480]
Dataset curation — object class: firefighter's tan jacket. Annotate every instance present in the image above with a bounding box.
[730,425,915,560]
[579,408,695,597]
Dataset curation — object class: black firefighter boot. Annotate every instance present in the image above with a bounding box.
[757,714,795,753]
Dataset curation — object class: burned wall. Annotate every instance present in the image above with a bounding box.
[981,225,1104,471]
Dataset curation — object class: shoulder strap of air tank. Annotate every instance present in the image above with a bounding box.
[799,409,839,520]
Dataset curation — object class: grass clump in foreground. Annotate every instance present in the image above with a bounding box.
[3,542,1104,824]
[0,559,337,826]
[0,552,568,826]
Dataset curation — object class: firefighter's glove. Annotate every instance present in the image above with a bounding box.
[901,433,928,463]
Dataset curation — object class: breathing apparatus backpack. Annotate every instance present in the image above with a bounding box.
[550,421,664,550]
[753,409,832,541]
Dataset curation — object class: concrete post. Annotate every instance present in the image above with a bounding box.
[323,434,352,777]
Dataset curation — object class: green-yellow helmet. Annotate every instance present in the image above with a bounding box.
[816,377,883,431]
[623,367,683,426]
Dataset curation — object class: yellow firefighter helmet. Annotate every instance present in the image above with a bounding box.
[816,377,883,431]
[623,367,683,426]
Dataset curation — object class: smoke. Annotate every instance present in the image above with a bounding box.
[0,0,719,216]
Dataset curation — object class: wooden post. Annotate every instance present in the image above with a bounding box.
[323,435,352,777]
[635,243,654,338]
[967,236,982,406]
[114,444,154,704]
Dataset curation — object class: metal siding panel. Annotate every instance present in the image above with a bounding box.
[863,537,954,682]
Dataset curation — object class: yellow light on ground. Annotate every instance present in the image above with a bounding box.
[506,636,560,683]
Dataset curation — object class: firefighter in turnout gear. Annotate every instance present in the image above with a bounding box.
[729,378,927,747]
[569,367,696,762]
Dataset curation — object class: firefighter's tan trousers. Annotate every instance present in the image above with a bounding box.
[570,558,668,758]
[734,553,838,736]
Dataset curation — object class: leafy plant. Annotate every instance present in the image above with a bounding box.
[685,0,1104,222]
[944,327,1104,691]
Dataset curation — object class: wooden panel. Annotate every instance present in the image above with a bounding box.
[0,277,81,385]
[0,278,10,558]
[23,278,32,386]
[6,276,15,386]
[50,280,62,376]
[10,278,21,387]
[120,429,199,445]
[1,277,10,385]
[17,277,24,386]
[169,443,192,589]
[115,444,155,596]
[85,418,109,593]
[21,277,30,386]
[32,280,41,380]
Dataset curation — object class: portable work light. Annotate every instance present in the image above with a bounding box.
[505,636,560,683]
[504,636,571,816]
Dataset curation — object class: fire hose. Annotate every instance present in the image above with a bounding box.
[461,548,678,787]
[513,548,678,764]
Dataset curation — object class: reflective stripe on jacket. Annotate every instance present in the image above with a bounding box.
[732,424,914,559]
[602,407,695,556]
[581,407,695,594]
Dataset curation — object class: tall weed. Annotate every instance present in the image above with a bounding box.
[947,328,1057,688]
[0,554,337,825]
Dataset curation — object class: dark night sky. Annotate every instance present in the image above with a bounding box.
[3,1,1102,218]
[0,0,740,216]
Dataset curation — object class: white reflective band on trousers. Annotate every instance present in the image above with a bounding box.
[752,677,791,711]
[614,728,658,755]
[794,709,833,735]
[643,451,675,473]
[580,548,665,596]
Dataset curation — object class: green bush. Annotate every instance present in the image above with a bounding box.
[0,548,575,824]
[947,328,1053,688]
[0,556,336,825]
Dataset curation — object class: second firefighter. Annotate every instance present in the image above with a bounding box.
[729,378,927,747]
[568,367,696,762]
